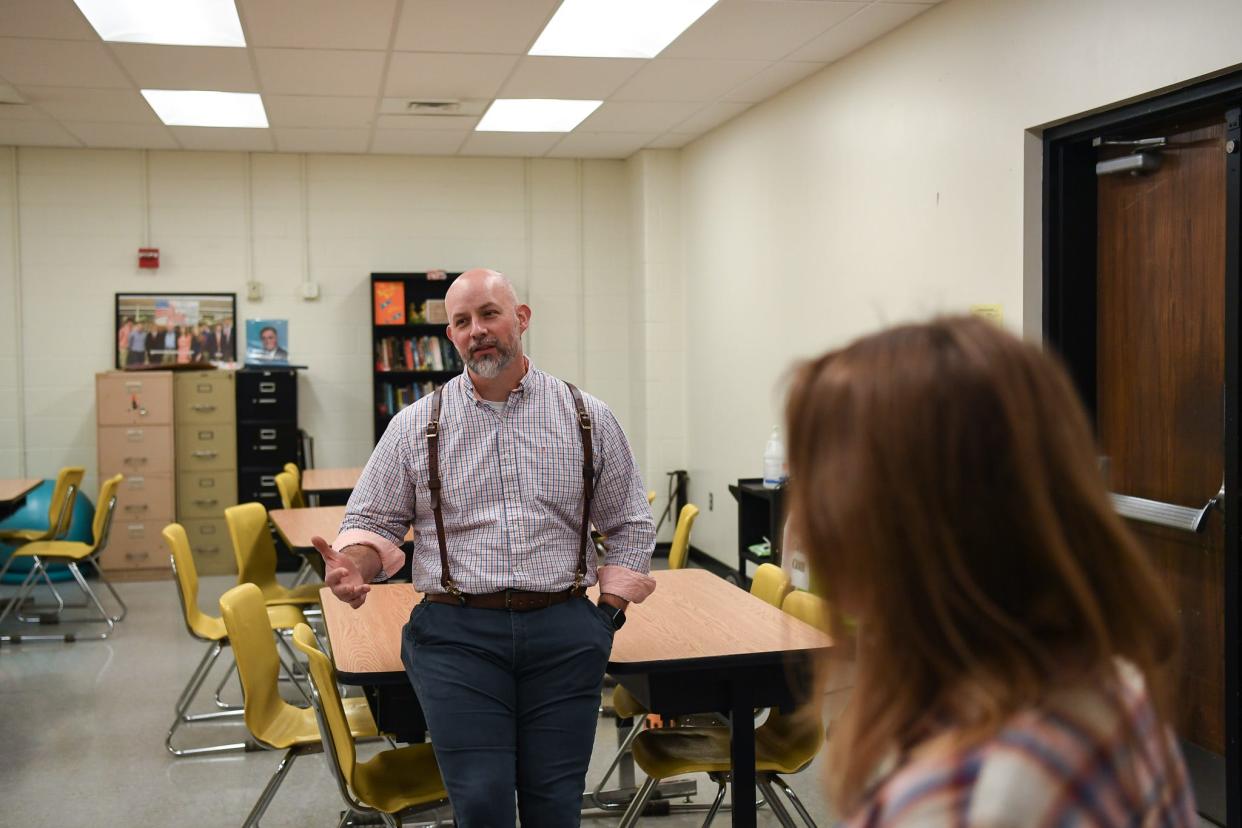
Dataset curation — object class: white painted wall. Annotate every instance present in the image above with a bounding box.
[0,148,637,499]
[675,0,1242,565]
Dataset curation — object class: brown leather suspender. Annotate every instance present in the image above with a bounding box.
[425,381,595,601]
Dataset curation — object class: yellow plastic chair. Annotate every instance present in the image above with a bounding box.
[291,624,449,826]
[616,592,830,828]
[751,562,793,608]
[666,503,700,571]
[164,523,310,757]
[781,589,832,637]
[0,473,126,642]
[0,466,85,544]
[274,470,306,510]
[225,502,323,607]
[283,462,301,487]
[220,583,379,827]
[646,490,657,506]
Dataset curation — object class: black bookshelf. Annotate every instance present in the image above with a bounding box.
[728,478,784,587]
[371,272,462,443]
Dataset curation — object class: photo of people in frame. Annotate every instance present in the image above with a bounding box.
[115,293,236,370]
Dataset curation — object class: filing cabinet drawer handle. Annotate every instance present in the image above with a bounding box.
[191,404,217,412]
[259,382,276,392]
[123,504,148,512]
[197,546,220,555]
[259,429,277,439]
[193,499,219,507]
[256,444,277,451]
[254,397,277,405]
[260,476,276,485]
[123,457,148,465]
[192,451,218,458]
[125,552,150,561]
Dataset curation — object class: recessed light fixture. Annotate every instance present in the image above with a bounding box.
[142,90,268,128]
[476,99,602,133]
[529,0,719,59]
[73,0,246,47]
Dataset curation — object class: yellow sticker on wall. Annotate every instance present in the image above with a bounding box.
[969,304,1004,324]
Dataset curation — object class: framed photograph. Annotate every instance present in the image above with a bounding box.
[245,318,290,365]
[115,292,237,370]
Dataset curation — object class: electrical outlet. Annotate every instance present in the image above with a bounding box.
[246,280,263,301]
[301,281,320,300]
[709,492,713,511]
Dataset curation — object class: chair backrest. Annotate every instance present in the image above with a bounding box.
[291,624,359,794]
[646,490,656,506]
[225,502,280,593]
[163,522,220,641]
[219,582,289,740]
[751,562,792,608]
[667,503,700,570]
[283,462,301,486]
[47,466,86,539]
[90,474,123,551]
[274,471,305,510]
[781,589,830,636]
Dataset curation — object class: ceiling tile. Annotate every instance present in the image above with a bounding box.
[612,58,770,102]
[62,121,179,149]
[254,48,386,96]
[788,2,930,63]
[171,126,275,151]
[458,131,562,158]
[546,132,656,159]
[375,113,480,130]
[0,38,131,88]
[109,44,258,92]
[274,127,371,153]
[662,1,867,60]
[371,129,468,155]
[393,0,560,54]
[673,101,752,133]
[0,0,97,39]
[721,60,824,103]
[20,86,160,124]
[578,101,704,134]
[385,52,518,99]
[239,0,399,49]
[0,120,81,146]
[646,133,696,149]
[265,95,377,128]
[0,101,51,122]
[499,57,643,100]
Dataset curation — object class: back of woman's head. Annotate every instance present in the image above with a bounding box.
[784,316,1177,810]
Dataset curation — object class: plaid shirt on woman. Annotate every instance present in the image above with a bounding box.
[846,661,1197,828]
[333,361,657,601]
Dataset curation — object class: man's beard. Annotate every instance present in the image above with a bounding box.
[466,337,515,379]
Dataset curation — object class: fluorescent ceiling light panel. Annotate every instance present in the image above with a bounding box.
[142,90,268,128]
[73,0,246,47]
[529,0,719,59]
[476,99,601,132]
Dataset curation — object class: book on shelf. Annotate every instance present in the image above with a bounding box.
[423,299,447,324]
[375,335,461,372]
[373,282,406,325]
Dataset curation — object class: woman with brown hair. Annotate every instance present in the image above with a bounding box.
[784,316,1196,827]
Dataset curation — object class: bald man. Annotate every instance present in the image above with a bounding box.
[313,268,656,826]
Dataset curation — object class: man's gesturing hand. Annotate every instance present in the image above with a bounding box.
[313,536,372,609]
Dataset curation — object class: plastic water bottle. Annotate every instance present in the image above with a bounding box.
[762,426,786,489]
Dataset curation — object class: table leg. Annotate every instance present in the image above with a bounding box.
[728,683,757,827]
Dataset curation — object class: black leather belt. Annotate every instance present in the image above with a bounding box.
[423,587,585,611]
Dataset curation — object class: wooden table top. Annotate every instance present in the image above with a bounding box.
[302,466,364,494]
[269,505,412,549]
[320,568,832,680]
[0,478,41,503]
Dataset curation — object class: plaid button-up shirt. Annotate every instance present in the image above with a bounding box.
[334,362,656,598]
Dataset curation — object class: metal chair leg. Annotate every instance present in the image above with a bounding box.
[243,746,305,827]
[167,641,255,757]
[61,562,115,639]
[86,557,127,622]
[700,776,729,827]
[770,774,818,827]
[212,659,244,710]
[590,715,646,809]
[617,776,660,828]
[758,778,798,828]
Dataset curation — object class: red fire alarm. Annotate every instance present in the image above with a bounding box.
[138,247,160,269]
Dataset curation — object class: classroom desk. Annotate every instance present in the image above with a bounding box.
[301,467,364,496]
[319,569,831,827]
[268,505,413,550]
[0,478,41,520]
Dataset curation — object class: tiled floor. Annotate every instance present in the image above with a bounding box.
[0,569,846,827]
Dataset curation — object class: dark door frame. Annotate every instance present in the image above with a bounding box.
[1043,72,1241,827]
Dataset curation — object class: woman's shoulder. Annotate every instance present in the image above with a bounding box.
[850,668,1196,828]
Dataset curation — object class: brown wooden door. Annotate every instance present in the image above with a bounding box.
[1096,119,1226,756]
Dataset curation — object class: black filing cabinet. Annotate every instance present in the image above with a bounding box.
[236,368,299,511]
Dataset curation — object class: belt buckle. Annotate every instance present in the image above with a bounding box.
[504,589,513,610]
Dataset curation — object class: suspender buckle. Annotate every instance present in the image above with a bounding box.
[444,580,466,605]
[425,420,439,439]
[576,410,592,431]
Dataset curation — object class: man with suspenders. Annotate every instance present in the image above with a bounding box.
[312,268,657,826]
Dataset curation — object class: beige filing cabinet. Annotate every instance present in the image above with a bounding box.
[175,370,237,575]
[96,372,175,574]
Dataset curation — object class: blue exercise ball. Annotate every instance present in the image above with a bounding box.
[0,480,96,584]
